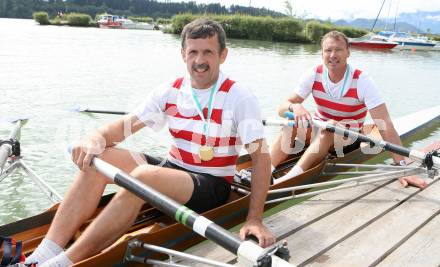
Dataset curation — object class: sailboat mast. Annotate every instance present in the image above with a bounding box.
[393,0,400,31]
[371,0,387,32]
[385,0,393,30]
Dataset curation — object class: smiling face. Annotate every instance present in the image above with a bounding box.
[321,36,350,77]
[181,34,228,89]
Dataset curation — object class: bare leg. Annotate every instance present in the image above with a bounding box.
[65,165,195,263]
[296,130,335,171]
[271,126,311,167]
[45,148,147,248]
[270,127,298,167]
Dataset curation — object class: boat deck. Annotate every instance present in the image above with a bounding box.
[179,166,440,266]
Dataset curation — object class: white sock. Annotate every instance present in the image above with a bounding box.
[277,165,304,183]
[25,238,63,265]
[40,251,73,267]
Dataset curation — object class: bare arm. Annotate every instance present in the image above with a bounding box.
[278,93,312,129]
[239,139,276,248]
[246,139,271,222]
[72,114,146,170]
[93,114,146,148]
[369,104,427,188]
[278,92,305,117]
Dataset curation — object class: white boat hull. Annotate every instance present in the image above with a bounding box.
[394,43,437,51]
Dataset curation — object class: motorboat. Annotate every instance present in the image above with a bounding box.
[97,14,122,29]
[97,14,156,30]
[378,31,437,51]
[349,33,399,49]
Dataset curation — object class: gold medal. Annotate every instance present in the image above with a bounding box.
[199,145,214,161]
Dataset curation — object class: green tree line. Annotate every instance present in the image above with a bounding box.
[0,0,284,19]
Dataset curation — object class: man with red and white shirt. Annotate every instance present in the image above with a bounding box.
[271,30,426,189]
[27,19,275,267]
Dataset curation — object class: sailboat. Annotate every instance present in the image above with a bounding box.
[348,0,398,50]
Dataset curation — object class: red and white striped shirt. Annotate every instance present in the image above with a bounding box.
[134,73,264,183]
[295,65,384,132]
[313,65,367,131]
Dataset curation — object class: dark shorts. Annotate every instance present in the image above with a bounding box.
[143,154,231,213]
[331,139,362,153]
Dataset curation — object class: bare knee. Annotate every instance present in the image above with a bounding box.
[131,164,159,177]
[113,188,144,207]
[111,166,162,207]
[318,130,334,143]
[129,165,163,188]
[75,166,111,188]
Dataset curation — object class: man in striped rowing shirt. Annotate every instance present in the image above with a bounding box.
[271,30,427,189]
[27,19,275,267]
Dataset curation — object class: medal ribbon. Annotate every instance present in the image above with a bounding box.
[190,76,220,146]
[323,64,351,99]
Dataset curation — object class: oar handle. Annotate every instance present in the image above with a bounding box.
[262,119,295,127]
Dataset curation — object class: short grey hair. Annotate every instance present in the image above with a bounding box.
[181,18,226,53]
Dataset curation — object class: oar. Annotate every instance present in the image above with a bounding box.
[67,147,293,267]
[267,112,440,170]
[70,106,295,129]
[0,117,28,171]
[69,105,128,115]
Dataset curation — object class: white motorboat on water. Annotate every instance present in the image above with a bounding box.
[97,14,156,30]
[378,31,437,51]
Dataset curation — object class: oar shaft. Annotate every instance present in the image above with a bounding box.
[312,120,412,157]
[279,112,440,169]
[312,120,440,168]
[0,120,24,170]
[93,157,242,253]
[83,109,127,115]
[90,156,292,266]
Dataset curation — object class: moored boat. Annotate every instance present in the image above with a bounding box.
[349,33,398,50]
[2,106,440,266]
[378,31,437,51]
[97,14,121,29]
[97,14,156,30]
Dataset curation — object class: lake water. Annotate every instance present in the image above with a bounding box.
[1,18,439,225]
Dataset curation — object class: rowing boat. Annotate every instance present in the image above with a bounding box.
[1,106,440,266]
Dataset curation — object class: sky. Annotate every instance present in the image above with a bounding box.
[166,0,440,21]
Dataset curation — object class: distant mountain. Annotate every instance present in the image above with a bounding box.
[399,11,440,34]
[334,11,440,34]
[334,18,422,33]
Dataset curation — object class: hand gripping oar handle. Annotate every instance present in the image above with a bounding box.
[67,147,293,267]
[282,111,440,169]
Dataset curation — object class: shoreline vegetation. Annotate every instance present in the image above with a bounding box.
[4,0,440,42]
[32,11,369,44]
